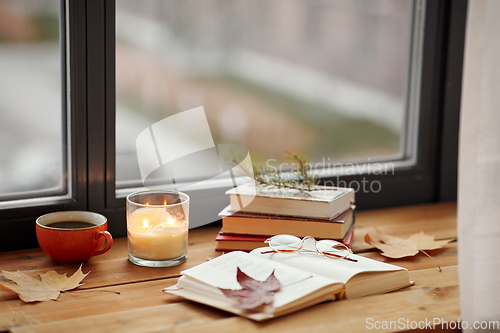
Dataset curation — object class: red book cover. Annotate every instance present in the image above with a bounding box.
[215,223,355,252]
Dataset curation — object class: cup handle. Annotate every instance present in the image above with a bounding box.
[92,231,113,256]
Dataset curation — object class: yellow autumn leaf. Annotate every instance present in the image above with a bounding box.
[364,230,454,258]
[0,264,89,302]
[40,267,88,292]
[364,230,455,259]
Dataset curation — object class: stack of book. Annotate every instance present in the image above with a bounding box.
[216,183,355,252]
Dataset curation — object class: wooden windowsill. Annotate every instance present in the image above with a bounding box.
[0,202,458,332]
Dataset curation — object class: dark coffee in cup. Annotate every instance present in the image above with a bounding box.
[45,221,96,229]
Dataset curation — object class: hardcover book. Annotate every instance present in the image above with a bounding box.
[219,205,355,239]
[225,183,355,220]
[215,223,355,252]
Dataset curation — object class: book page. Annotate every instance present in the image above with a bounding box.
[179,251,342,308]
[250,247,406,284]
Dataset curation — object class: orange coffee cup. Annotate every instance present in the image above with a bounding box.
[36,211,113,264]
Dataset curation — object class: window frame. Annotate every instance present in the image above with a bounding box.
[0,0,467,251]
[0,0,88,251]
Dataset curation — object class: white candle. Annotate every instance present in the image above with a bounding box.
[127,207,188,260]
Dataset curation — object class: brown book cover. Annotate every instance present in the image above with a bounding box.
[219,205,355,240]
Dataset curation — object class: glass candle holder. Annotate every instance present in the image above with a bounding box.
[126,190,189,267]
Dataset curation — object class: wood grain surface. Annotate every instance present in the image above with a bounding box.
[0,202,458,333]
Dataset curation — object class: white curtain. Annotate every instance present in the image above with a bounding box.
[458,0,500,330]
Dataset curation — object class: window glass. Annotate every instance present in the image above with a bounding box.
[116,0,414,188]
[0,0,64,200]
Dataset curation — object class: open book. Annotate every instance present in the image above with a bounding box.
[164,248,412,321]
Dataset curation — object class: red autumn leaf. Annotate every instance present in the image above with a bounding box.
[220,267,281,310]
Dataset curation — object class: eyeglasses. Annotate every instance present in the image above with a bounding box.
[263,234,357,262]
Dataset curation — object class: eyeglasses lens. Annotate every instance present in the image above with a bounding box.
[316,240,350,258]
[268,235,302,252]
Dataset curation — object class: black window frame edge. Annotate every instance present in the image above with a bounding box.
[438,0,467,202]
[0,0,467,251]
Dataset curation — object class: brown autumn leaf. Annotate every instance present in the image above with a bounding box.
[364,230,455,271]
[220,267,281,310]
[364,230,454,259]
[0,264,89,302]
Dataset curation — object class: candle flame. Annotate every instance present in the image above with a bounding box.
[167,218,175,226]
[143,220,149,228]
[164,200,167,206]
